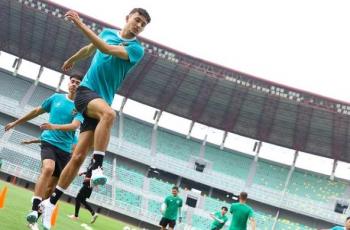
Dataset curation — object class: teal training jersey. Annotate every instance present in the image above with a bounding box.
[40,93,83,153]
[163,195,183,220]
[331,227,345,230]
[211,211,228,229]
[81,28,144,105]
[229,203,254,230]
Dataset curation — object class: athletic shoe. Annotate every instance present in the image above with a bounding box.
[91,213,98,224]
[27,222,39,230]
[26,210,38,224]
[91,167,107,186]
[40,199,55,230]
[68,214,79,220]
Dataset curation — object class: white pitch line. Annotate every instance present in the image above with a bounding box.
[81,223,93,230]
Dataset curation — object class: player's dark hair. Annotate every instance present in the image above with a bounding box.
[346,216,350,221]
[69,74,83,81]
[129,8,151,23]
[222,206,228,211]
[240,192,248,201]
[172,186,179,191]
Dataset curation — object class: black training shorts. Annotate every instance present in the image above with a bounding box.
[159,217,176,228]
[40,141,71,177]
[74,86,100,133]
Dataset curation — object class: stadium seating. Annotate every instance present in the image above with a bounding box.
[0,124,4,138]
[27,84,55,107]
[253,160,290,190]
[156,128,201,161]
[203,196,230,212]
[0,147,41,172]
[254,212,275,230]
[0,70,32,101]
[149,178,175,197]
[204,145,252,179]
[275,218,316,230]
[102,156,113,178]
[287,169,347,203]
[93,183,113,198]
[148,199,162,215]
[123,117,152,149]
[116,166,145,189]
[8,131,41,152]
[191,214,213,230]
[115,188,142,208]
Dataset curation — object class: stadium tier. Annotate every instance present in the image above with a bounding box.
[253,160,289,191]
[0,69,31,101]
[156,128,202,161]
[204,144,252,179]
[27,84,55,107]
[116,166,145,189]
[287,169,347,203]
[149,178,175,197]
[123,117,152,149]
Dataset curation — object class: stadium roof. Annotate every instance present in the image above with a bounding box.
[2,0,350,162]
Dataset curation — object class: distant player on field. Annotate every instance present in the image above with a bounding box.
[210,206,229,230]
[159,186,183,230]
[229,192,256,230]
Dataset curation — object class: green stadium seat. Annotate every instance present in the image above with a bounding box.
[156,129,201,161]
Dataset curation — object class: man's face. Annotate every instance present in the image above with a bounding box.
[125,12,148,36]
[172,189,178,196]
[68,77,81,94]
[221,209,227,216]
[345,219,350,229]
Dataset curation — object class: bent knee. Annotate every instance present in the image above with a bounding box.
[102,109,116,123]
[41,165,55,176]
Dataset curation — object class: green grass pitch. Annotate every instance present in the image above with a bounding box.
[0,180,140,230]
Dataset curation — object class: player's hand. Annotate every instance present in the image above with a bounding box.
[21,140,32,145]
[179,217,182,223]
[65,10,81,24]
[62,59,75,72]
[40,123,55,130]
[4,122,16,131]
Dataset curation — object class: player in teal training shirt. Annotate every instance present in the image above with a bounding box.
[41,8,151,230]
[4,75,83,229]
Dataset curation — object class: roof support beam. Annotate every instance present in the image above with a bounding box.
[120,55,157,99]
[187,121,195,139]
[220,131,228,150]
[331,113,349,162]
[158,63,191,110]
[56,73,65,92]
[256,95,279,141]
[190,76,218,121]
[292,105,313,150]
[18,3,36,57]
[35,66,44,86]
[12,57,22,76]
[221,87,249,132]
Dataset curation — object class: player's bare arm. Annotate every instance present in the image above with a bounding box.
[40,120,81,131]
[21,139,41,145]
[250,217,256,230]
[62,43,96,72]
[65,11,130,60]
[4,107,45,131]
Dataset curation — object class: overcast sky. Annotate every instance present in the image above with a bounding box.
[50,0,350,102]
